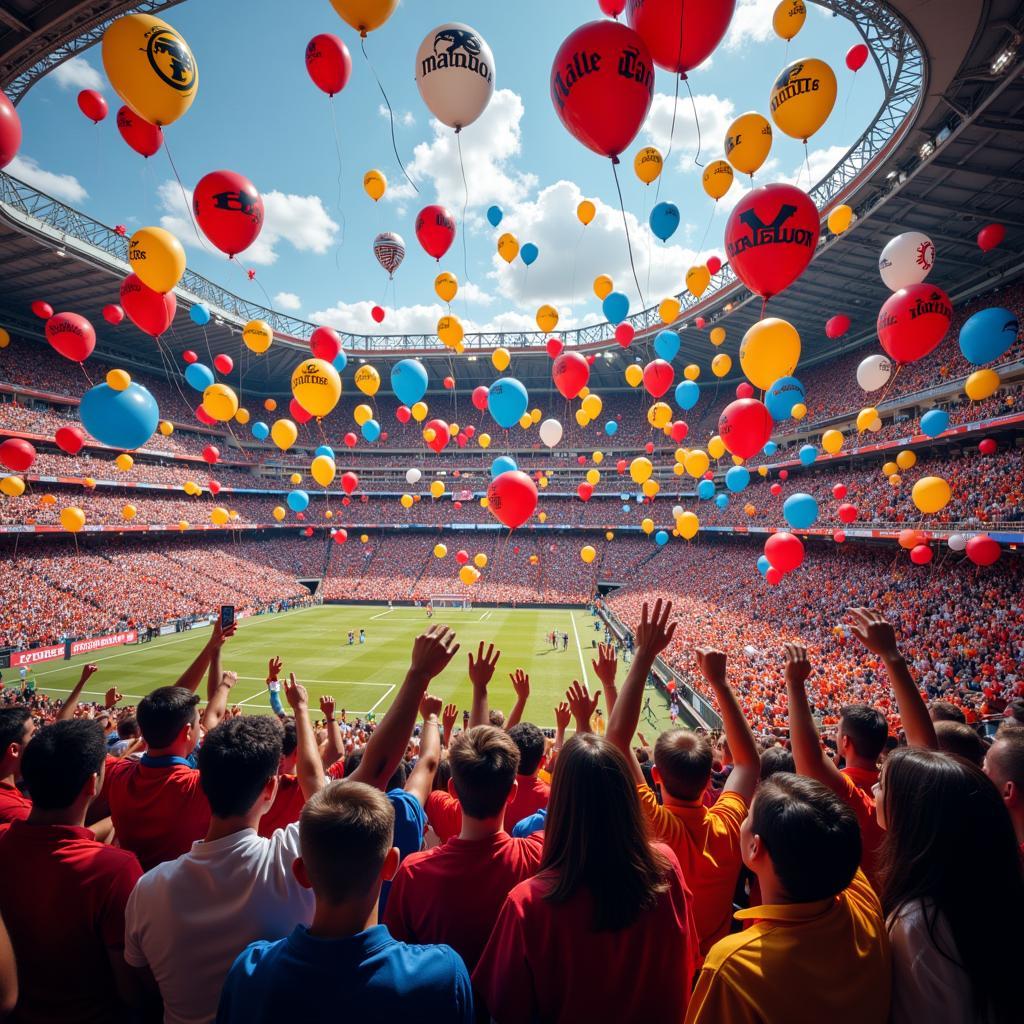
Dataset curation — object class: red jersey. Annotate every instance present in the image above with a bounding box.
[425,789,463,843]
[505,773,550,832]
[383,830,544,970]
[0,821,142,1024]
[840,765,884,886]
[0,780,31,825]
[258,774,305,838]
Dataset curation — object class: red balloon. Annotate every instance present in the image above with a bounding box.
[371,305,385,323]
[838,503,858,524]
[214,354,234,375]
[208,480,221,494]
[978,438,997,456]
[670,420,688,442]
[726,183,819,300]
[765,531,804,573]
[45,312,95,362]
[779,469,789,481]
[395,406,411,424]
[546,337,563,359]
[0,438,36,472]
[344,432,358,448]
[706,255,722,275]
[193,170,264,258]
[380,431,388,442]
[455,549,469,565]
[425,419,450,453]
[599,0,626,16]
[487,470,538,529]
[31,301,53,320]
[577,482,594,502]
[202,445,220,464]
[910,544,933,565]
[898,529,925,550]
[454,501,463,510]
[304,526,314,537]
[464,425,475,437]
[0,92,22,169]
[966,534,1000,566]
[305,34,352,97]
[456,433,467,447]
[77,90,108,123]
[55,426,85,455]
[736,382,754,399]
[695,317,706,329]
[770,483,782,496]
[195,405,216,425]
[577,455,587,466]
[825,314,850,339]
[833,531,846,543]
[645,442,655,454]
[643,359,673,398]
[553,352,590,399]
[120,274,176,337]
[615,323,635,348]
[183,350,198,364]
[719,398,773,459]
[616,459,627,474]
[415,205,456,260]
[846,44,869,72]
[877,283,952,364]
[550,20,654,159]
[115,106,162,157]
[627,0,735,74]
[310,326,342,361]
[832,484,847,500]
[765,567,782,586]
[102,304,125,325]
[977,223,1005,253]
[443,376,455,389]
[472,386,489,411]
[290,398,313,424]
[341,472,359,495]
[333,528,348,544]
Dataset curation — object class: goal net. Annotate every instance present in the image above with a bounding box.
[429,595,472,610]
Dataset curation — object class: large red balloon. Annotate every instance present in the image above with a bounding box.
[415,205,456,261]
[719,398,773,459]
[77,90,108,123]
[552,352,590,399]
[289,398,314,425]
[643,359,674,398]
[310,326,342,361]
[725,183,820,300]
[120,274,176,337]
[825,314,850,339]
[193,170,264,258]
[876,283,951,364]
[966,534,1000,567]
[55,426,86,455]
[550,20,654,159]
[116,105,163,158]
[487,470,538,529]
[977,223,1005,253]
[0,92,22,169]
[764,531,804,573]
[626,0,736,74]
[0,438,36,472]
[305,34,352,97]
[425,419,450,454]
[45,312,95,362]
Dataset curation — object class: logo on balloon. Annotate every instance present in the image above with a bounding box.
[731,202,812,255]
[770,62,820,110]
[146,27,195,91]
[294,362,328,387]
[421,27,492,82]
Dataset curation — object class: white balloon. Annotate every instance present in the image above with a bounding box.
[856,354,892,392]
[415,23,495,131]
[672,505,683,519]
[948,532,968,552]
[878,231,935,291]
[539,418,563,449]
[406,468,422,485]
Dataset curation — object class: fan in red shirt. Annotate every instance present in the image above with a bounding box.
[504,722,550,828]
[0,719,142,1023]
[0,706,34,826]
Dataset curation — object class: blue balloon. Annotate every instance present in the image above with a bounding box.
[602,291,630,325]
[486,205,503,227]
[649,201,680,242]
[252,421,269,440]
[361,419,381,442]
[958,307,1018,365]
[622,504,631,513]
[333,350,348,373]
[520,243,539,266]
[675,380,700,411]
[725,466,750,493]
[189,303,210,326]
[757,555,770,576]
[765,376,805,421]
[79,382,159,450]
[783,492,819,529]
[287,490,310,513]
[763,440,778,456]
[654,330,680,362]
[799,444,818,466]
[697,479,715,500]
[391,358,428,406]
[184,362,215,392]
[491,455,517,478]
[487,377,529,429]
[655,530,669,546]
[315,445,335,459]
[605,420,618,436]
[920,408,949,438]
[716,493,730,510]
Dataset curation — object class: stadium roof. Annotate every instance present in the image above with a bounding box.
[0,0,1022,396]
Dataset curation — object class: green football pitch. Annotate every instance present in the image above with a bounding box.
[23,605,676,733]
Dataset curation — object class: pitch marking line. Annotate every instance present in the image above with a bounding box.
[570,613,589,688]
[369,608,396,620]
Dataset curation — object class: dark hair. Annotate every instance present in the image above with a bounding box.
[198,717,283,818]
[541,734,669,931]
[137,686,200,748]
[117,716,139,740]
[986,727,1024,792]
[281,719,297,759]
[1004,700,1024,724]
[839,704,888,761]
[433,754,452,792]
[488,709,505,728]
[751,775,861,901]
[759,745,795,780]
[879,748,1022,1023]
[449,726,519,819]
[507,722,545,776]
[928,700,966,724]
[933,721,986,766]
[300,780,394,904]
[21,720,106,810]
[654,729,712,800]
[0,706,31,751]
[344,750,406,792]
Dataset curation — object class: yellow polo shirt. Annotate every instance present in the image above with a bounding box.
[685,870,891,1024]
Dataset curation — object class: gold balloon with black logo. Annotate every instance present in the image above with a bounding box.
[769,58,837,142]
[724,112,773,176]
[291,358,342,418]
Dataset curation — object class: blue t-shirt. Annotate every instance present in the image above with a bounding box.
[380,789,426,913]
[511,806,547,838]
[217,924,472,1024]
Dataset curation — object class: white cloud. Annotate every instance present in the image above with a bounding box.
[273,291,302,311]
[378,104,415,127]
[642,92,736,169]
[50,56,104,91]
[725,0,782,50]
[460,282,495,306]
[7,155,88,203]
[783,144,846,188]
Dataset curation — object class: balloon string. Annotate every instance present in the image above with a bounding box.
[611,159,646,310]
[684,77,704,168]
[328,97,347,247]
[78,362,94,388]
[654,69,682,207]
[457,131,470,284]
[697,201,716,254]
[361,36,418,194]
[164,137,215,258]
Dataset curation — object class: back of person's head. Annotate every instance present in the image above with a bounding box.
[542,734,669,931]
[21,720,106,811]
[116,716,139,740]
[137,686,200,748]
[343,749,406,791]
[281,719,297,759]
[928,700,966,724]
[198,717,283,818]
[299,780,394,904]
[488,709,505,728]
[1004,700,1024,725]
[986,724,1024,795]
[934,720,986,766]
[507,722,545,776]
[653,728,713,800]
[433,754,452,792]
[750,775,861,901]
[879,747,1022,1023]
[0,706,31,756]
[449,725,519,818]
[838,704,888,761]
[759,745,795,780]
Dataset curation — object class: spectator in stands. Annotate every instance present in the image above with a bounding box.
[984,723,1024,852]
[0,707,33,825]
[504,721,550,831]
[932,720,986,765]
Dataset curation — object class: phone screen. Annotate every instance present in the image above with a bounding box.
[220,605,235,629]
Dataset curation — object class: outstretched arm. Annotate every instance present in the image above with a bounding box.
[405,694,443,807]
[284,675,324,802]
[319,695,343,770]
[202,671,237,733]
[784,643,845,794]
[565,680,600,735]
[174,617,235,694]
[266,657,285,718]
[468,641,500,728]
[55,664,99,722]
[505,669,530,729]
[441,703,458,749]
[591,644,619,716]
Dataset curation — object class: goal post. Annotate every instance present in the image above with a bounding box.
[429,595,472,610]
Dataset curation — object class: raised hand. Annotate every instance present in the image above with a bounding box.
[267,656,282,681]
[591,644,618,688]
[284,672,309,711]
[694,648,727,687]
[554,701,572,732]
[442,703,458,731]
[783,643,812,687]
[410,625,461,681]
[80,663,99,685]
[210,616,236,647]
[566,680,601,732]
[221,671,238,689]
[319,695,336,720]
[635,599,676,660]
[510,668,530,701]
[846,607,901,661]
[468,640,500,689]
[420,693,443,720]
[104,687,123,709]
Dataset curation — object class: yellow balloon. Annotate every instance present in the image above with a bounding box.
[882,461,899,478]
[538,512,547,523]
[710,326,726,347]
[770,58,838,141]
[129,226,185,293]
[791,402,807,420]
[437,315,464,349]
[478,432,491,449]
[492,347,511,372]
[157,420,174,437]
[290,473,302,485]
[773,0,807,40]
[592,450,604,464]
[519,413,532,429]
[106,368,131,391]
[450,423,460,435]
[580,544,597,564]
[531,409,542,424]
[330,0,397,34]
[60,506,85,533]
[633,146,663,185]
[624,364,644,388]
[271,419,298,452]
[677,511,699,540]
[605,531,614,541]
[889,474,901,488]
[360,534,369,543]
[423,428,437,444]
[434,543,447,558]
[0,328,9,348]
[435,272,458,303]
[641,518,655,536]
[731,455,745,466]
[642,479,660,498]
[856,407,879,433]
[582,394,603,419]
[594,274,614,300]
[895,449,917,471]
[400,494,413,509]
[272,506,286,522]
[586,469,601,486]
[102,14,198,126]
[459,565,480,586]
[430,480,445,498]
[827,204,853,235]
[702,159,734,200]
[122,504,137,521]
[243,320,273,354]
[659,298,680,325]
[311,455,336,488]
[744,503,756,517]
[0,476,25,497]
[352,404,372,427]
[202,383,239,422]
[684,364,700,382]
[684,450,710,478]
[648,402,672,429]
[352,364,379,399]
[411,402,429,423]
[708,435,726,459]
[712,353,732,378]
[211,506,229,525]
[740,318,801,390]
[575,409,590,428]
[686,265,711,298]
[965,368,1000,401]
[474,552,488,569]
[363,168,387,201]
[536,305,559,333]
[498,233,519,264]
[822,429,844,454]
[539,477,549,490]
[758,465,769,477]
[630,457,653,484]
[912,476,951,514]
[235,407,250,425]
[578,386,590,400]
[577,200,596,226]
[725,112,773,176]
[115,453,134,471]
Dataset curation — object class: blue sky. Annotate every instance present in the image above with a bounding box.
[12,0,880,336]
